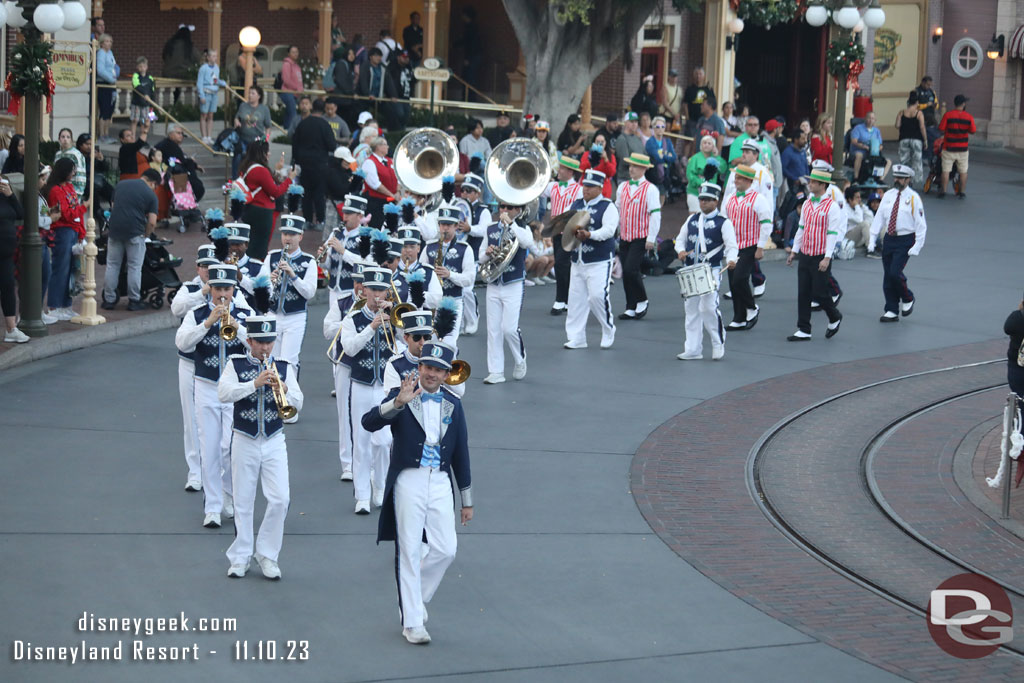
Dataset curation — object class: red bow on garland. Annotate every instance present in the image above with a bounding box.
[4,66,56,116]
[833,58,865,90]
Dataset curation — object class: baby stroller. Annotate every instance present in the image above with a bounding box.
[96,231,183,309]
[167,165,204,233]
[922,136,962,195]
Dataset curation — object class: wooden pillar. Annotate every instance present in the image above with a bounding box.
[318,0,332,68]
[581,86,593,131]
[208,1,222,58]
[93,0,103,18]
[425,0,437,59]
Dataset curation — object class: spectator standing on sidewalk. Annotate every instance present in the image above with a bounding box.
[197,49,227,145]
[130,57,156,140]
[279,46,304,131]
[102,169,160,311]
[292,98,338,229]
[937,94,976,199]
[0,175,26,343]
[54,128,87,198]
[895,91,927,187]
[96,34,118,143]
[44,158,89,321]
[241,140,296,261]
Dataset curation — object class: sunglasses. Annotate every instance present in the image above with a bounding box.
[461,187,475,193]
[410,334,429,342]
[654,124,665,129]
[499,204,516,210]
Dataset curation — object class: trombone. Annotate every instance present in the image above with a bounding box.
[326,297,367,364]
[218,296,237,341]
[262,355,297,420]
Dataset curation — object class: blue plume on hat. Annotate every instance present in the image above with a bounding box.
[589,145,602,168]
[229,186,246,220]
[209,226,231,262]
[370,229,391,265]
[383,202,399,233]
[205,208,224,221]
[433,296,459,339]
[230,187,246,202]
[703,161,720,181]
[400,197,417,225]
[441,174,455,203]
[209,226,230,240]
[591,143,604,154]
[407,269,425,307]
[358,225,372,258]
[252,274,272,314]
[287,183,304,195]
[286,182,304,213]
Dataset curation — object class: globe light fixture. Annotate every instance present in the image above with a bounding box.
[853,19,865,33]
[62,1,87,31]
[835,2,861,30]
[863,1,886,29]
[239,25,261,49]
[6,1,28,28]
[33,2,65,33]
[728,17,744,34]
[0,2,7,26]
[805,4,828,27]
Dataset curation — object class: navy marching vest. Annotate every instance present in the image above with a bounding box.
[326,228,361,292]
[267,249,314,314]
[191,304,249,383]
[682,211,729,268]
[466,202,487,258]
[387,350,420,384]
[340,307,389,385]
[484,222,527,285]
[422,239,469,298]
[392,263,436,304]
[236,254,262,309]
[228,354,289,438]
[569,197,616,264]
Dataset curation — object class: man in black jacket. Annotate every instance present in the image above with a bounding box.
[386,50,416,130]
[291,99,338,229]
[357,48,398,128]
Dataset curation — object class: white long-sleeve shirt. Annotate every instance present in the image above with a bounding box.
[673,210,739,265]
[420,238,477,290]
[340,307,385,358]
[175,301,250,353]
[360,153,391,192]
[572,197,619,265]
[255,248,318,312]
[868,185,927,255]
[217,354,304,417]
[722,161,774,206]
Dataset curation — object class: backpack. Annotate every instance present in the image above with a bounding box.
[273,72,283,90]
[229,164,263,203]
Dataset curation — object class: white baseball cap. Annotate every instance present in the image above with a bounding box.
[357,111,374,125]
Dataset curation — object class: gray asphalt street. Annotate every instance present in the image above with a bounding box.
[2,149,1022,682]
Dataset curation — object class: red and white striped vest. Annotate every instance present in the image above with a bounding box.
[618,180,654,242]
[798,196,835,256]
[549,181,582,217]
[726,192,763,249]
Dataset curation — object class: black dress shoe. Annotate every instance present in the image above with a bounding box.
[744,315,758,330]
[787,334,811,342]
[634,307,648,320]
[100,300,116,311]
[901,299,914,317]
[879,313,899,323]
[825,316,843,339]
[126,299,148,311]
[618,311,636,321]
[550,306,566,316]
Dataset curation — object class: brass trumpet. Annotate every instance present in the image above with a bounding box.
[263,356,297,420]
[446,359,471,386]
[219,297,237,341]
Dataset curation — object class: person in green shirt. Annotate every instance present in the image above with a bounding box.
[728,116,772,168]
[54,128,87,198]
[686,135,725,213]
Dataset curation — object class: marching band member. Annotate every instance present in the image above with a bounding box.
[479,202,533,383]
[421,205,477,344]
[323,262,369,482]
[341,266,395,514]
[395,225,442,308]
[218,316,303,579]
[170,244,221,492]
[674,182,738,360]
[456,173,490,334]
[222,223,261,308]
[786,168,843,341]
[361,341,473,645]
[323,194,369,312]
[723,165,773,331]
[174,263,251,528]
[867,164,927,323]
[383,310,434,392]
[257,214,317,396]
[615,153,661,320]
[724,139,773,298]
[543,158,582,316]
[564,169,619,350]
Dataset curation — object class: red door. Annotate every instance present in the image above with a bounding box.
[640,47,666,100]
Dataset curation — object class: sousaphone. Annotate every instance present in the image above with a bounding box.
[394,127,460,198]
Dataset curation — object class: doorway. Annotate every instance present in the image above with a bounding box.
[734,21,827,133]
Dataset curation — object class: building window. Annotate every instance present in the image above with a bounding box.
[950,38,983,78]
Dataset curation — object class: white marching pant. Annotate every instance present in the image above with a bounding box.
[194,380,233,515]
[226,431,290,565]
[485,282,526,375]
[565,260,615,345]
[394,466,457,628]
[271,310,307,370]
[333,363,353,472]
[683,270,725,354]
[177,358,201,481]
[461,286,478,331]
[349,381,388,502]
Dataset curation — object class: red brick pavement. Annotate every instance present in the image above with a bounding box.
[975,423,1024,519]
[632,341,1024,679]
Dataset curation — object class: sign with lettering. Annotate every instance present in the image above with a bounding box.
[51,49,90,89]
[414,67,450,82]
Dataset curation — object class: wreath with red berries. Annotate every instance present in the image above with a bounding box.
[4,40,56,115]
[826,37,866,89]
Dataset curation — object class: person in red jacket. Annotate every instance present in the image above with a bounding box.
[578,132,617,198]
[43,158,89,320]
[240,140,298,261]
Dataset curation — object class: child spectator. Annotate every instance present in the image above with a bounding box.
[197,49,226,145]
[167,163,201,233]
[523,221,555,286]
[148,147,167,179]
[131,57,155,140]
[843,186,871,247]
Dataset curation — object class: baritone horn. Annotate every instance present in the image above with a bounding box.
[446,359,471,386]
[394,127,459,197]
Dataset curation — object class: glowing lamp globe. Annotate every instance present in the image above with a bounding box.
[239,26,261,49]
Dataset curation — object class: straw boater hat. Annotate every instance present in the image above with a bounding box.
[734,165,757,181]
[624,153,653,168]
[558,156,581,172]
[804,168,833,184]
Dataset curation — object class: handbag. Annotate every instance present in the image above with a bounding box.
[1016,337,1024,368]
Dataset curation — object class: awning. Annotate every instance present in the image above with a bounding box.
[1010,24,1024,59]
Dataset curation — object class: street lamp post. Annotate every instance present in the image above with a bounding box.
[4,1,88,337]
[804,0,886,184]
[239,26,261,95]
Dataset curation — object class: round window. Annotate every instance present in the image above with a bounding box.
[950,38,983,78]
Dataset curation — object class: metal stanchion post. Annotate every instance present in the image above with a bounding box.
[1002,392,1017,519]
[72,38,105,325]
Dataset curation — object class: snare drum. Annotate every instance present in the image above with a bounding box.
[676,261,717,298]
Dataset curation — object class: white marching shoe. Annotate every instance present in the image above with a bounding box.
[254,552,281,580]
[203,513,221,528]
[354,500,371,515]
[512,361,527,380]
[227,560,248,578]
[482,373,506,384]
[222,494,234,519]
[403,626,431,645]
[340,466,353,481]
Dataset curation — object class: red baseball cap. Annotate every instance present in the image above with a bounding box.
[765,120,782,133]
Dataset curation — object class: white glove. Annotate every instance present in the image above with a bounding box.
[908,248,920,257]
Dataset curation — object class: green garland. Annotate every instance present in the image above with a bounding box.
[826,37,865,77]
[735,0,800,29]
[6,40,54,98]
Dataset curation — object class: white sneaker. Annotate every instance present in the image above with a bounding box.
[222,494,234,519]
[676,351,702,360]
[531,277,545,285]
[524,278,536,287]
[563,341,588,349]
[541,276,556,284]
[371,484,384,508]
[56,308,76,321]
[482,373,506,384]
[753,283,766,297]
[512,361,527,380]
[712,345,725,360]
[402,626,431,644]
[4,328,30,343]
[41,310,59,324]
[355,500,371,515]
[203,513,221,528]
[184,478,202,492]
[463,322,478,335]
[340,467,353,482]
[227,561,248,578]
[254,552,281,580]
[600,335,615,349]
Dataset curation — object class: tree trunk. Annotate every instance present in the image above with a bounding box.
[503,0,661,132]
